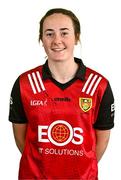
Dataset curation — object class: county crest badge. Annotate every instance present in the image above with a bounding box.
[79,98,92,112]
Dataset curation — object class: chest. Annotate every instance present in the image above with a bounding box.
[21,79,99,127]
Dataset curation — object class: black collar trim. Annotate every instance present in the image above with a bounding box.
[42,57,86,81]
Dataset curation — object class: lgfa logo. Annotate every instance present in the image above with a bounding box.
[38,120,84,146]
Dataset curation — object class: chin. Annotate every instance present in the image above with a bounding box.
[49,54,70,62]
[52,58,65,62]
[48,56,64,61]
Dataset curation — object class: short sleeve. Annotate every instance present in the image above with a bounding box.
[8,77,28,123]
[93,82,115,130]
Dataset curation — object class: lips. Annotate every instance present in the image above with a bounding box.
[51,48,66,52]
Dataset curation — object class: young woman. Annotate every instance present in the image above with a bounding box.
[9,8,115,180]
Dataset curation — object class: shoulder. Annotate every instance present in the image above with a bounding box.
[86,66,108,85]
[18,65,44,86]
[83,66,108,97]
[18,65,45,95]
[86,66,107,81]
[20,65,43,79]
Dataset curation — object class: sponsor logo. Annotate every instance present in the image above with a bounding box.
[111,103,115,112]
[54,97,71,102]
[30,99,47,106]
[79,98,92,112]
[38,147,84,157]
[38,120,84,146]
[10,97,13,105]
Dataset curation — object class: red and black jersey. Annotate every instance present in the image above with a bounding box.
[9,58,115,180]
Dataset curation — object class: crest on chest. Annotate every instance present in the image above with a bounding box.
[79,98,92,112]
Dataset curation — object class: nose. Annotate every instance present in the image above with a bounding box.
[53,34,62,44]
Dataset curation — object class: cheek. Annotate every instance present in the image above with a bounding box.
[68,36,77,44]
[67,39,76,48]
[43,45,49,55]
[42,40,50,50]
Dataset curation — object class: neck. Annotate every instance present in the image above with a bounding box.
[48,58,78,84]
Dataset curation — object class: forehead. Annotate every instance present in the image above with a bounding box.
[43,13,74,30]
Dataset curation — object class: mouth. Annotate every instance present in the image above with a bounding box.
[51,48,66,52]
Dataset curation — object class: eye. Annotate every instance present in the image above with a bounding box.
[46,32,54,37]
[61,31,69,37]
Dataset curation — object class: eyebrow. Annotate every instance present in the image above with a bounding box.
[44,28,70,33]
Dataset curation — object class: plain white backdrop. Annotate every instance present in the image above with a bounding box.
[0,0,120,179]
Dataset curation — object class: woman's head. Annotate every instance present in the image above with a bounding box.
[39,8,81,42]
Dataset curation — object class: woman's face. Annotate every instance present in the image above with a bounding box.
[42,13,77,62]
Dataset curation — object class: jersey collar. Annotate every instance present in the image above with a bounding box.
[42,57,86,81]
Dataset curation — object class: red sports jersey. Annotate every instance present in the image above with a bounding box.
[17,62,109,180]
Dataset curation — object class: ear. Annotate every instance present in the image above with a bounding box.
[75,39,78,45]
[75,33,80,45]
[39,40,44,47]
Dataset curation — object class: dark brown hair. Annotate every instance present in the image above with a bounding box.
[38,8,81,42]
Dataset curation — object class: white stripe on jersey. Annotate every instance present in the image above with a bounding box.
[90,76,102,96]
[28,71,45,94]
[36,71,45,91]
[28,74,37,94]
[86,75,98,94]
[32,72,41,93]
[82,73,102,96]
[82,73,93,92]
